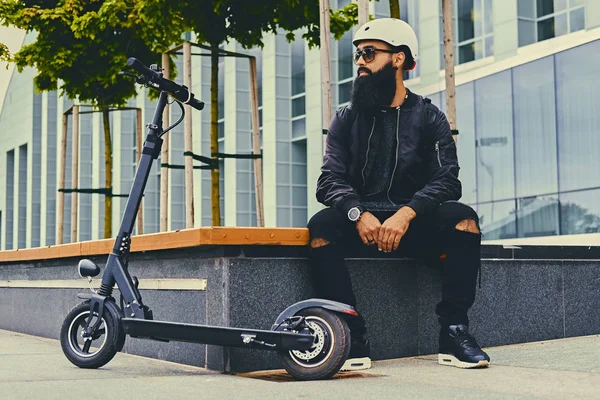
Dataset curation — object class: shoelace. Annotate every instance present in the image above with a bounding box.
[455,330,480,349]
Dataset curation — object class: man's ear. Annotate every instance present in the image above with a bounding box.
[395,52,405,69]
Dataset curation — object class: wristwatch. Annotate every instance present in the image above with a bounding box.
[347,205,365,222]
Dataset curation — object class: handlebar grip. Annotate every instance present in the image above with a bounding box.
[127,57,205,112]
[127,57,157,78]
[188,97,205,111]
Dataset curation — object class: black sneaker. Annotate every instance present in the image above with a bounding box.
[341,335,372,371]
[438,324,490,369]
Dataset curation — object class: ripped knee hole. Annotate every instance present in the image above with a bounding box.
[455,219,480,234]
[310,238,330,248]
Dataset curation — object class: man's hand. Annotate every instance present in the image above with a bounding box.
[356,211,381,246]
[377,207,417,252]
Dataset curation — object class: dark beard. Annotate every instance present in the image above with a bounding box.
[350,61,398,112]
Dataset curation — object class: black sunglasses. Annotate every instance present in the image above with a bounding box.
[353,47,396,65]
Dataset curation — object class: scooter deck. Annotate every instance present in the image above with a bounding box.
[121,318,315,351]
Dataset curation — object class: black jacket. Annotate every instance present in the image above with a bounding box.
[316,92,462,217]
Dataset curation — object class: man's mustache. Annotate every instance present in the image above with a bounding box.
[357,67,372,76]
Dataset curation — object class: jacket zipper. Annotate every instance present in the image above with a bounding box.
[361,117,376,188]
[435,141,442,167]
[386,108,401,205]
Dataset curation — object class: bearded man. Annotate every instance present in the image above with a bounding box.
[307,18,490,371]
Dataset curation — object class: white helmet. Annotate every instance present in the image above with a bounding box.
[353,18,419,61]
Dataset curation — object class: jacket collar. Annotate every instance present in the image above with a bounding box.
[378,88,418,112]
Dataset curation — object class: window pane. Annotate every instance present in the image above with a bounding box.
[555,12,568,35]
[292,118,306,139]
[455,82,477,204]
[538,13,568,42]
[517,196,560,237]
[457,0,475,42]
[218,58,225,119]
[338,31,354,81]
[512,56,558,198]
[474,39,484,59]
[218,121,224,139]
[518,0,536,18]
[292,96,305,117]
[459,42,475,64]
[474,0,483,37]
[518,19,536,46]
[291,39,305,95]
[555,41,600,192]
[479,200,517,240]
[339,81,353,105]
[569,0,584,6]
[560,190,600,235]
[484,0,493,34]
[537,0,566,18]
[485,36,493,56]
[292,208,308,228]
[475,71,515,203]
[569,7,585,33]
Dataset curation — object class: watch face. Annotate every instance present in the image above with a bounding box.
[348,207,360,221]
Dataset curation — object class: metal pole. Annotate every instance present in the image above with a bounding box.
[320,0,333,152]
[442,0,458,144]
[57,113,68,244]
[183,41,195,228]
[70,105,80,242]
[160,52,170,231]
[249,57,264,227]
[358,0,369,26]
[136,108,144,235]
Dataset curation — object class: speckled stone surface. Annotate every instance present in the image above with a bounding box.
[349,259,421,360]
[563,261,600,338]
[0,288,85,338]
[0,287,207,367]
[225,258,314,372]
[121,290,206,367]
[468,261,564,348]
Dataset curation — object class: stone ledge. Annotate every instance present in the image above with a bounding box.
[2,245,600,372]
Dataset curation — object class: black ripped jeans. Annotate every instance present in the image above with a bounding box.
[307,201,481,337]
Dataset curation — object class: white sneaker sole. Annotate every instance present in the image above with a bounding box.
[341,357,372,371]
[438,354,490,369]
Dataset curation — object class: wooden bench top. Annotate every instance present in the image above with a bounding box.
[0,227,310,263]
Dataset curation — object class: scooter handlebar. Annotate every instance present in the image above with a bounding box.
[127,57,158,79]
[127,57,205,111]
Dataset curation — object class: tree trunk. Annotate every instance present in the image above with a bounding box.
[442,0,458,144]
[210,44,221,226]
[102,107,113,237]
[389,0,400,19]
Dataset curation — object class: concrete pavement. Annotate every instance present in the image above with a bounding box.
[1,329,599,400]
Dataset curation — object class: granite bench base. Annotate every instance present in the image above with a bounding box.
[1,245,599,372]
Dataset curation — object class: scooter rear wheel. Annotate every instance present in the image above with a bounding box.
[60,301,123,369]
[277,307,350,380]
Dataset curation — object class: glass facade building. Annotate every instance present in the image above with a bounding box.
[427,39,600,239]
[2,0,600,250]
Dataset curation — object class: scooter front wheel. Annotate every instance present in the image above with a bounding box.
[277,307,350,380]
[60,301,123,369]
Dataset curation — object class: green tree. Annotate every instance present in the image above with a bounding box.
[0,0,174,239]
[2,0,359,230]
[0,42,11,63]
[78,0,358,225]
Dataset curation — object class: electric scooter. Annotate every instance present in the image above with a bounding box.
[59,57,358,381]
